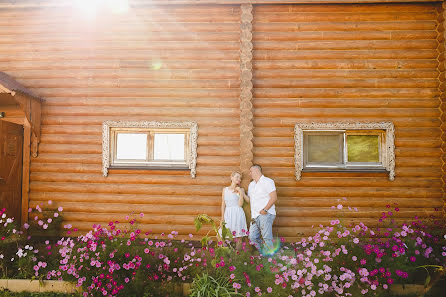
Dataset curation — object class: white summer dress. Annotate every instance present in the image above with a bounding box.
[223,187,248,238]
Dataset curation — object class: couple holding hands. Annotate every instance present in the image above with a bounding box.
[220,164,277,253]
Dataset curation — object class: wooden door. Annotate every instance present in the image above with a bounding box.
[0,120,23,222]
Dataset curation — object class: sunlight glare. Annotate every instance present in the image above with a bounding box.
[110,0,130,14]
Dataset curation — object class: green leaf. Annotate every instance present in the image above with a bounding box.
[424,274,431,288]
[200,235,209,247]
[194,218,202,232]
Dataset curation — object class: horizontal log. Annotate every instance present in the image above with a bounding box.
[254,78,438,88]
[253,21,437,32]
[29,181,444,198]
[32,88,240,98]
[43,97,239,109]
[254,40,438,50]
[0,23,240,34]
[253,88,439,99]
[28,201,220,216]
[257,166,441,178]
[0,50,240,62]
[0,32,241,43]
[253,12,436,22]
[6,69,240,81]
[254,98,440,109]
[42,105,238,116]
[30,172,443,189]
[42,116,240,127]
[254,4,437,13]
[253,30,439,41]
[0,60,240,71]
[29,192,445,210]
[18,78,240,89]
[253,108,440,118]
[31,163,241,177]
[254,118,441,128]
[254,49,438,60]
[0,15,240,27]
[253,31,437,42]
[276,197,444,208]
[254,59,438,70]
[254,69,439,79]
[30,181,224,196]
[0,41,239,52]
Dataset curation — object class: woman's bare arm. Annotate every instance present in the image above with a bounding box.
[221,188,226,222]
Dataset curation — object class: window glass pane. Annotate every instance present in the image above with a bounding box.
[307,134,342,163]
[347,135,379,162]
[116,133,147,160]
[154,134,185,161]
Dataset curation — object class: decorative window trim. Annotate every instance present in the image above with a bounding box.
[102,121,198,178]
[294,122,395,181]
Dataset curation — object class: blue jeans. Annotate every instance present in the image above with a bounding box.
[248,213,276,253]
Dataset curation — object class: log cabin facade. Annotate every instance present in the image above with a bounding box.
[0,0,445,241]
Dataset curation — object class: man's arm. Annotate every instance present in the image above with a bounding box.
[260,191,277,214]
[241,187,250,203]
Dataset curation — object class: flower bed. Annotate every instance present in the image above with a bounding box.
[1,201,445,297]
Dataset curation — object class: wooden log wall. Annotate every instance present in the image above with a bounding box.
[0,4,242,238]
[438,2,446,216]
[252,2,444,241]
[0,2,444,241]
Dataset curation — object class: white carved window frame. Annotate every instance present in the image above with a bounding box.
[102,120,198,178]
[294,122,395,181]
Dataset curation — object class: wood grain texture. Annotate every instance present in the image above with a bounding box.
[252,1,444,240]
[0,2,444,241]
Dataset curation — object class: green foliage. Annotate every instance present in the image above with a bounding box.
[190,272,241,297]
[0,290,79,297]
[194,214,233,247]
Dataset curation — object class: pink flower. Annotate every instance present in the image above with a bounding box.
[337,204,343,210]
[267,287,272,293]
[58,207,63,212]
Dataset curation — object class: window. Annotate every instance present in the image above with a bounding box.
[294,122,395,181]
[102,121,198,178]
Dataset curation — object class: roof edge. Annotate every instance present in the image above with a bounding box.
[0,0,441,8]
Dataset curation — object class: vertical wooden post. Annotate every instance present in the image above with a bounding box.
[240,3,254,189]
[437,2,446,215]
[21,120,31,226]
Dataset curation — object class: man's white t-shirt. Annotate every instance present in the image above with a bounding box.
[248,175,276,219]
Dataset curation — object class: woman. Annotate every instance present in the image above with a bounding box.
[220,171,248,239]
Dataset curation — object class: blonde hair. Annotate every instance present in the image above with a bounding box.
[231,171,242,178]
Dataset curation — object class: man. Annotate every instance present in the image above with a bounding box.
[241,164,277,253]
